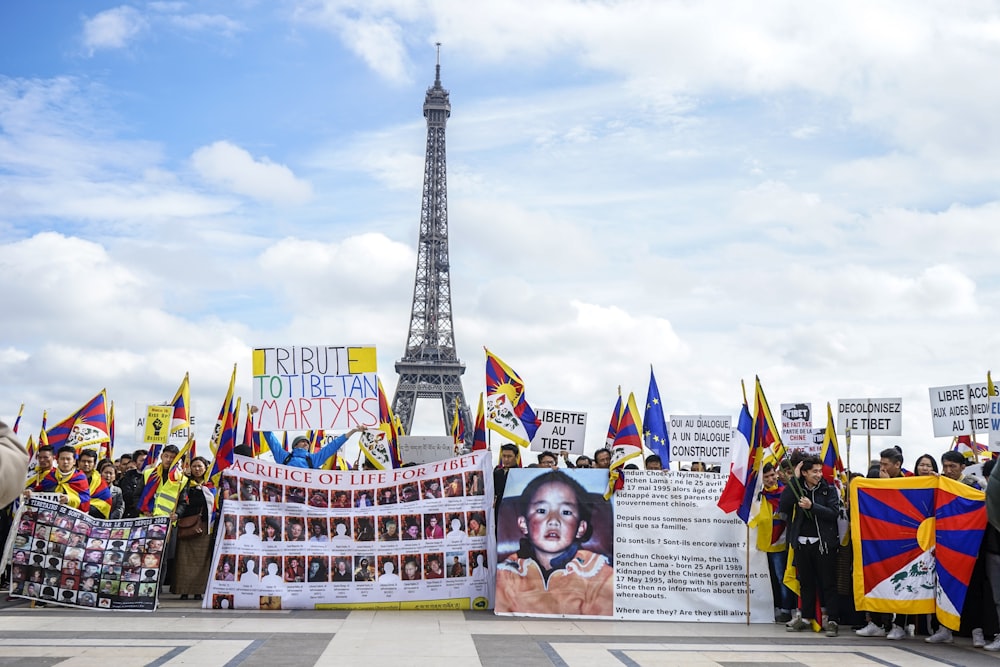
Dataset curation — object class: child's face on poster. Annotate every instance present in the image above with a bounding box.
[517,481,587,557]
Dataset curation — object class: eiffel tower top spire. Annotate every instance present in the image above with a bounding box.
[391,46,472,444]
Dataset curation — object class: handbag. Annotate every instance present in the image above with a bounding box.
[176,514,205,540]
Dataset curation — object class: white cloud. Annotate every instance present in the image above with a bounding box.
[191,141,313,204]
[82,6,148,54]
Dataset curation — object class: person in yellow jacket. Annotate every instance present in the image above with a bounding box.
[140,444,187,517]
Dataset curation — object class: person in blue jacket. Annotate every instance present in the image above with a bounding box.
[264,426,367,469]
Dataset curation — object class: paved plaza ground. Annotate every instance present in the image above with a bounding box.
[2,596,999,667]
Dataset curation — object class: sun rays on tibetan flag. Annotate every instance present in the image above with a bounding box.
[359,378,401,470]
[754,377,785,471]
[169,373,191,434]
[209,365,237,456]
[47,390,110,454]
[605,392,642,499]
[484,348,539,448]
[820,403,847,493]
[851,475,986,629]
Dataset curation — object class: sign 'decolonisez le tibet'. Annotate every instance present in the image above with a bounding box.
[252,345,379,432]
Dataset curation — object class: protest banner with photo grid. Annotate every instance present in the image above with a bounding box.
[204,452,495,610]
[4,497,170,611]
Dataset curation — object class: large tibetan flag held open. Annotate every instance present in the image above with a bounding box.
[46,390,110,454]
[484,348,539,448]
[852,475,987,630]
[605,391,642,499]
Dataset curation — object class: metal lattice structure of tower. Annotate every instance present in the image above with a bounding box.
[392,47,472,445]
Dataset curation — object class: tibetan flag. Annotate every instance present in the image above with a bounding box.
[38,468,91,513]
[953,435,988,462]
[12,403,24,434]
[820,403,847,492]
[754,377,785,470]
[717,401,755,521]
[169,373,191,434]
[750,482,787,552]
[472,393,488,451]
[451,398,466,450]
[207,396,238,493]
[88,473,112,519]
[605,392,642,499]
[606,388,622,447]
[209,365,236,456]
[643,367,670,467]
[852,475,986,629]
[484,348,540,448]
[105,401,116,461]
[47,390,110,454]
[359,378,401,470]
[168,436,194,483]
[243,404,262,458]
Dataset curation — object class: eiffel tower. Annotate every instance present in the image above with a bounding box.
[392,46,472,446]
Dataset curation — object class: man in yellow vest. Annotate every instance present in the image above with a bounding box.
[140,444,186,517]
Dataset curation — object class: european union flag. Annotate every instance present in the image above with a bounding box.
[643,367,670,467]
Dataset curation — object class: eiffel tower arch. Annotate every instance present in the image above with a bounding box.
[392,47,472,446]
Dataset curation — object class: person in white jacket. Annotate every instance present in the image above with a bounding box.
[0,419,29,507]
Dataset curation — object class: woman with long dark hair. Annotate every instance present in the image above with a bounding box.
[172,456,212,600]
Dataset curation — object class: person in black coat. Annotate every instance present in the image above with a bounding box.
[779,454,841,636]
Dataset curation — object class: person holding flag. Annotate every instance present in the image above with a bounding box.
[779,455,841,637]
[139,443,187,517]
[264,426,366,469]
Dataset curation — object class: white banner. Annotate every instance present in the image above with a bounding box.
[494,469,770,622]
[928,383,991,437]
[399,436,455,465]
[667,415,732,465]
[529,408,587,454]
[204,453,495,610]
[836,398,903,436]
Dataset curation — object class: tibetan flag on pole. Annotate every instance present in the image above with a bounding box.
[13,403,24,434]
[169,373,191,434]
[605,392,642,499]
[359,378,401,470]
[606,388,622,447]
[484,348,540,448]
[209,365,237,456]
[820,402,847,491]
[852,475,986,629]
[953,435,988,463]
[472,393,488,451]
[717,400,755,521]
[47,390,111,455]
[243,404,263,458]
[754,377,785,470]
[642,367,670,467]
[451,398,466,452]
[207,396,237,494]
[105,401,116,461]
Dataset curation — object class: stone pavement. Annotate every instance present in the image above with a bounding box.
[2,596,999,667]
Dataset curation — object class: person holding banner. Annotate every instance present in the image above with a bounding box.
[26,446,91,512]
[262,425,367,469]
[495,470,614,617]
[780,456,841,637]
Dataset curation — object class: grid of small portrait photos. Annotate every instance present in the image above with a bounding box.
[206,455,495,609]
[8,497,170,611]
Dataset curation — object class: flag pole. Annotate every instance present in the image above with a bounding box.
[745,522,751,625]
[968,384,980,464]
[845,428,852,476]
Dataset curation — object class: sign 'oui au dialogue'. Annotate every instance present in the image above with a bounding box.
[252,345,380,432]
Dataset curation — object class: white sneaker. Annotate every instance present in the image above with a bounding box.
[984,634,1000,652]
[925,627,953,644]
[973,628,986,648]
[856,621,887,637]
[886,625,906,640]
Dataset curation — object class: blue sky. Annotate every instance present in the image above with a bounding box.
[3,1,1000,469]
